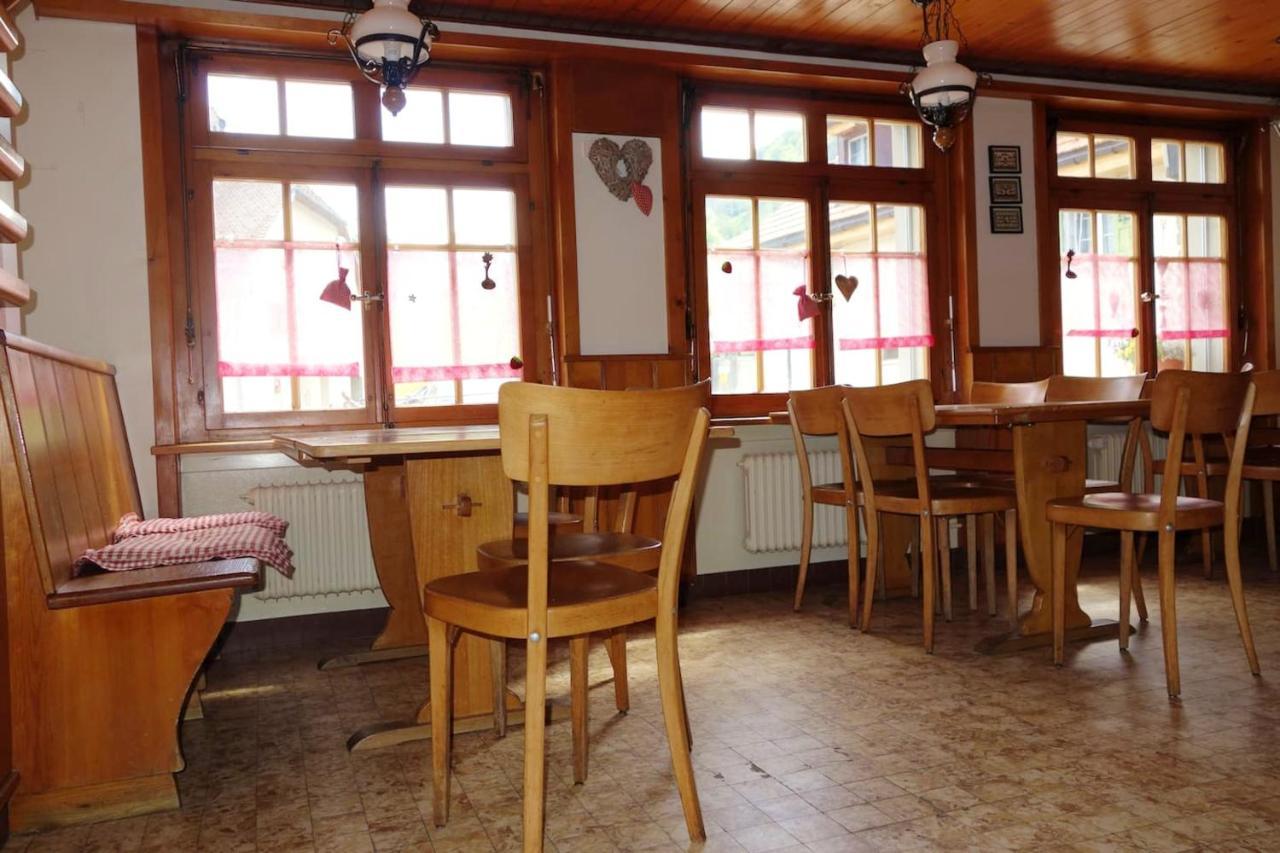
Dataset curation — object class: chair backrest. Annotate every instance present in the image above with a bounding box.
[498,380,711,632]
[1249,369,1280,417]
[0,332,143,595]
[841,380,935,511]
[787,385,854,501]
[1045,374,1147,403]
[969,379,1048,405]
[1150,370,1255,519]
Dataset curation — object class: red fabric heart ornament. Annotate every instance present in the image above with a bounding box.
[631,182,653,216]
[320,267,353,310]
[795,285,822,321]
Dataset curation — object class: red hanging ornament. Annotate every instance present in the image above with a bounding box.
[795,285,822,321]
[320,243,354,310]
[631,182,653,216]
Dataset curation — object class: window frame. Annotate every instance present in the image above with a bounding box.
[1045,114,1242,376]
[689,86,947,417]
[178,48,550,436]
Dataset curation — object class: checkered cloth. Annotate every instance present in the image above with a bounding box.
[74,512,295,577]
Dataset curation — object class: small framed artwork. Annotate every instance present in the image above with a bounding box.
[989,176,1023,205]
[988,145,1022,174]
[990,206,1024,234]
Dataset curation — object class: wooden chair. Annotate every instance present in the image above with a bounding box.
[970,379,1049,406]
[1045,374,1148,494]
[1048,370,1260,698]
[425,382,709,850]
[842,381,1018,652]
[1220,370,1280,573]
[0,332,261,829]
[787,385,860,622]
[477,486,656,733]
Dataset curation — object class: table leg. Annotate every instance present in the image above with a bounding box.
[319,464,428,671]
[977,419,1120,653]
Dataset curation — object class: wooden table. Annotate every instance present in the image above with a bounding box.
[275,423,736,750]
[773,399,1149,652]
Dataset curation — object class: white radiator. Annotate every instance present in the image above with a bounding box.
[246,481,380,601]
[1087,426,1165,489]
[740,451,848,553]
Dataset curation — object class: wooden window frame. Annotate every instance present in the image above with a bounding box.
[1044,113,1244,376]
[165,45,551,440]
[688,86,950,417]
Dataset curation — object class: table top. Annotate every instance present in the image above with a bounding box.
[769,398,1150,429]
[275,424,738,462]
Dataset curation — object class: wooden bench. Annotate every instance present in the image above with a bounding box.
[0,331,261,830]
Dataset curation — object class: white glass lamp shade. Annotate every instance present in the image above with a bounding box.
[349,0,432,65]
[911,40,977,109]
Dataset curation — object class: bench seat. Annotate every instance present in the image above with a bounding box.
[50,558,260,610]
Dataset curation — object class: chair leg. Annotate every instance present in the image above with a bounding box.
[1131,561,1150,623]
[1264,481,1278,573]
[428,617,454,827]
[1118,531,1134,652]
[1223,517,1262,676]
[1052,522,1067,666]
[1157,531,1181,699]
[860,511,881,633]
[921,514,937,653]
[937,517,953,622]
[655,620,705,842]
[982,514,997,618]
[794,498,815,611]
[966,514,979,612]
[522,632,549,849]
[570,637,589,785]
[489,639,508,737]
[910,522,921,599]
[1192,475,1214,579]
[604,629,630,713]
[847,503,861,629]
[1004,510,1019,634]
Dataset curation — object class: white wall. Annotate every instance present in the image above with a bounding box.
[972,97,1041,347]
[12,11,158,517]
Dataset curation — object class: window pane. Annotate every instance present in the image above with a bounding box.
[701,107,751,160]
[447,92,513,147]
[453,188,515,246]
[208,74,279,135]
[212,179,365,413]
[1058,209,1139,378]
[1056,133,1091,178]
[1092,135,1134,179]
[1152,140,1182,182]
[753,111,805,162]
[387,188,522,407]
[831,201,930,387]
[289,183,359,243]
[1154,213,1228,371]
[1185,141,1225,183]
[705,195,812,394]
[826,116,870,166]
[284,80,354,139]
[874,120,923,168]
[381,88,445,143]
[385,186,449,245]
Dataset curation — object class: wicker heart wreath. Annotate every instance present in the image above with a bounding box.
[588,137,655,216]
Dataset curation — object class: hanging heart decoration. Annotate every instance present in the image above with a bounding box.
[795,286,822,321]
[834,274,859,301]
[588,137,655,216]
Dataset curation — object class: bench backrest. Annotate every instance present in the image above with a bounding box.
[0,331,142,594]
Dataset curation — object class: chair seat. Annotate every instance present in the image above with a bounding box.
[811,483,847,505]
[513,510,582,527]
[477,532,661,572]
[1084,478,1120,493]
[425,561,658,640]
[1240,446,1280,480]
[871,481,1017,516]
[1046,492,1223,532]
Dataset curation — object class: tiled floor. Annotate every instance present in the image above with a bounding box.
[9,548,1280,852]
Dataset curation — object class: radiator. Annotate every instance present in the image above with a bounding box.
[246,481,380,601]
[740,451,848,553]
[1087,426,1165,489]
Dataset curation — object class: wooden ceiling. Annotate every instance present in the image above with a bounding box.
[249,0,1280,96]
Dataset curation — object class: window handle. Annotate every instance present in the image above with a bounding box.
[1140,291,1159,303]
[351,291,384,306]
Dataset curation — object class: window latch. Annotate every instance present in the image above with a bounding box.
[1139,291,1160,303]
[351,292,384,307]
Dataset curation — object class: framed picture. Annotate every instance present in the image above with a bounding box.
[988,145,1022,174]
[989,176,1023,205]
[990,206,1024,234]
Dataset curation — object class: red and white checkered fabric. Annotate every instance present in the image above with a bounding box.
[75,512,294,577]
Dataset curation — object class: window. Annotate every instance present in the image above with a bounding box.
[1050,119,1237,376]
[184,53,543,433]
[693,93,939,413]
